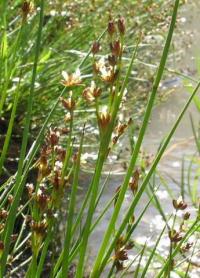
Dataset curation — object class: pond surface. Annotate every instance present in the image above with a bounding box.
[70,2,200,276]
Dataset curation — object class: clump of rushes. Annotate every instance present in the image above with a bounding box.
[2,1,200,277]
[25,88,77,276]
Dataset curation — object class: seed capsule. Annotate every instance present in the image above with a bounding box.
[172,196,187,210]
[129,169,140,195]
[183,212,190,220]
[98,111,111,129]
[169,229,182,243]
[91,41,101,55]
[61,97,76,111]
[107,20,116,36]
[0,209,8,220]
[117,17,126,35]
[110,40,122,57]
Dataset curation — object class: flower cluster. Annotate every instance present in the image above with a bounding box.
[61,69,82,87]
[112,119,132,145]
[113,236,134,272]
[81,16,128,145]
[167,196,193,272]
[27,114,74,255]
[129,169,140,195]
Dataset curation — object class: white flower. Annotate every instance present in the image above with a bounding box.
[82,81,101,102]
[61,68,81,87]
[99,66,114,83]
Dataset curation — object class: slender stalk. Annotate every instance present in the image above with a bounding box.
[141,223,168,278]
[0,77,21,175]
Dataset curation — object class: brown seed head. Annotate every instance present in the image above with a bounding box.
[110,40,122,57]
[49,129,60,147]
[129,169,140,195]
[21,1,34,21]
[108,55,117,67]
[183,212,190,220]
[117,17,126,35]
[25,215,32,225]
[172,197,187,210]
[60,128,70,135]
[82,88,95,102]
[182,242,193,252]
[116,123,127,136]
[55,146,66,161]
[91,41,101,55]
[107,20,116,36]
[31,220,47,236]
[93,87,102,98]
[115,260,124,272]
[61,97,76,111]
[0,209,8,220]
[169,229,182,243]
[98,111,111,129]
[112,136,118,145]
[116,236,125,248]
[82,82,102,103]
[100,67,119,83]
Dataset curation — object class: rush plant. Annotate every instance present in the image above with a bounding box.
[0,0,199,277]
